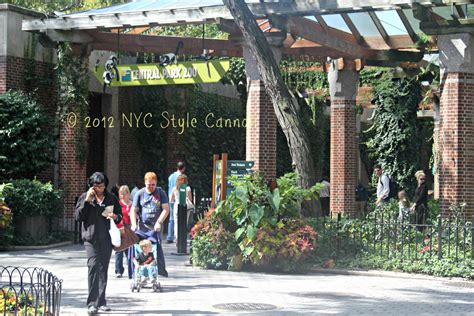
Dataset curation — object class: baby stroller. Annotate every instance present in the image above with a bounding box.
[130,242,162,292]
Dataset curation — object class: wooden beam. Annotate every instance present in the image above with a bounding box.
[281,16,422,62]
[314,15,329,31]
[341,13,364,45]
[454,5,467,19]
[396,9,417,44]
[84,30,242,57]
[283,16,365,58]
[420,18,474,35]
[368,11,389,40]
[413,4,446,23]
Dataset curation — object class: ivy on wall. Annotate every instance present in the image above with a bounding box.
[56,43,90,164]
[134,86,168,184]
[363,73,423,194]
[181,87,245,200]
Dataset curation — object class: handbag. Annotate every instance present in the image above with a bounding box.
[109,218,121,247]
[186,196,194,211]
[113,224,139,252]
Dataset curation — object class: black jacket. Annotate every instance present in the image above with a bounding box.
[75,191,122,243]
[414,182,428,210]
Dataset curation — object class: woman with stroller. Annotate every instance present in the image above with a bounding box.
[130,172,169,277]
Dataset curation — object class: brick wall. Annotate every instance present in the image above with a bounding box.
[438,72,474,219]
[246,80,277,180]
[330,100,357,215]
[119,87,144,187]
[0,56,6,94]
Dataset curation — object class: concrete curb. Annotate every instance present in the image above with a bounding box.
[1,241,73,251]
[309,267,474,283]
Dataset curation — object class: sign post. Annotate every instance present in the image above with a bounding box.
[211,154,254,205]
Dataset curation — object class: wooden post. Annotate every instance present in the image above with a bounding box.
[211,154,218,209]
[221,153,228,202]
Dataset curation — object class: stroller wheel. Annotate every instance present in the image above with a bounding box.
[156,282,162,292]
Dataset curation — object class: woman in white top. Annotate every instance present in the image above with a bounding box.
[169,174,192,241]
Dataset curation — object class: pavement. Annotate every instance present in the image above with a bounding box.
[1,242,474,315]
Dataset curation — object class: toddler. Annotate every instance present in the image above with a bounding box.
[398,191,411,221]
[134,239,157,284]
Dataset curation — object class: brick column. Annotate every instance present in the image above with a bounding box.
[438,33,474,219]
[244,46,278,180]
[59,122,87,224]
[328,60,359,216]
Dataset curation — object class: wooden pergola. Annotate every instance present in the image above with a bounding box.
[20,0,474,217]
[21,1,474,66]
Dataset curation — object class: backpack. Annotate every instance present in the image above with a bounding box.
[137,187,164,231]
[387,176,398,200]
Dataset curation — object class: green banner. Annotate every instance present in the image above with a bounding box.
[93,60,230,86]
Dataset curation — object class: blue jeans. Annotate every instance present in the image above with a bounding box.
[138,265,157,280]
[115,250,124,275]
[166,202,175,241]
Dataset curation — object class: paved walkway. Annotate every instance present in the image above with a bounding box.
[1,243,473,315]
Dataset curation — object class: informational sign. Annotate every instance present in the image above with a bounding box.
[226,160,254,196]
[212,155,255,207]
[93,60,230,86]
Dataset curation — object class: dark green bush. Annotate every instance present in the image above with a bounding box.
[2,179,62,218]
[0,184,14,247]
[0,90,56,180]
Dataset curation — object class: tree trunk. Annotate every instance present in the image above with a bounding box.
[223,0,318,216]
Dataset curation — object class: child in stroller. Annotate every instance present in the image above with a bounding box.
[131,239,162,292]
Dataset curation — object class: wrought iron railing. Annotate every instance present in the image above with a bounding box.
[0,266,62,316]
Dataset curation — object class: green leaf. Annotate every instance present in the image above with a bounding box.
[235,227,246,240]
[266,188,281,212]
[246,225,257,240]
[249,205,264,225]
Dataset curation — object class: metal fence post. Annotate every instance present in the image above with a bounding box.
[471,215,474,260]
[336,213,341,257]
[437,215,442,260]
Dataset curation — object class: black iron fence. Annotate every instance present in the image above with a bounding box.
[0,266,62,316]
[312,213,474,261]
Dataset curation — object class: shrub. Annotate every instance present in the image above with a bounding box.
[2,179,62,218]
[191,172,319,272]
[249,218,316,272]
[0,183,14,247]
[190,213,240,270]
[0,90,56,180]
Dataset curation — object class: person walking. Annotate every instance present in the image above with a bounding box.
[75,172,122,314]
[374,165,390,206]
[167,161,185,243]
[115,185,132,278]
[319,177,330,216]
[169,174,193,243]
[130,172,170,277]
[412,170,428,231]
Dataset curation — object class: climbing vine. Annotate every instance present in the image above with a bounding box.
[363,73,423,194]
[134,86,168,181]
[56,43,90,164]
